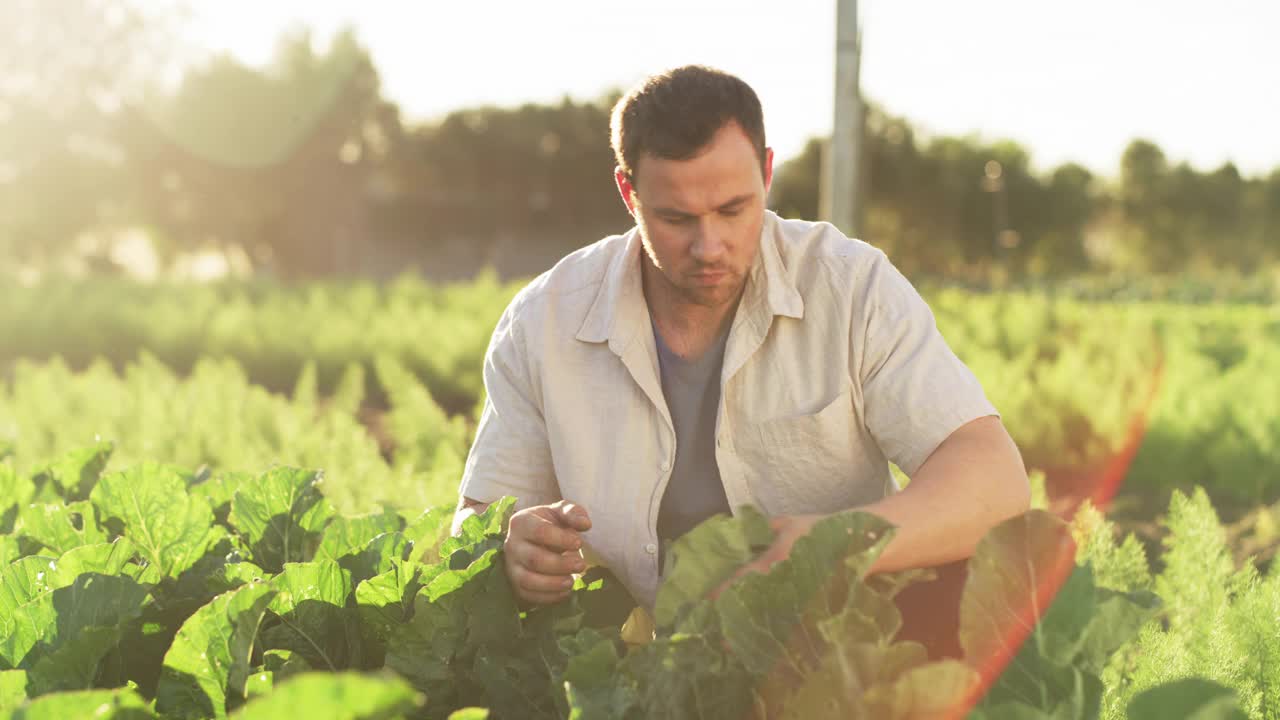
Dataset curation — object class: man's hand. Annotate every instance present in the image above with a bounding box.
[708,513,823,601]
[504,500,593,606]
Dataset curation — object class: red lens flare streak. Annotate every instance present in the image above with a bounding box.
[952,354,1166,718]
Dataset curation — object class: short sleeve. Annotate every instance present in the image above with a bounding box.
[857,254,1000,477]
[457,301,560,511]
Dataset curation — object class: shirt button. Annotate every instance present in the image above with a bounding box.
[660,458,671,472]
[644,543,658,554]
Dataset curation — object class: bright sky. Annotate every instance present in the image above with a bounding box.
[173,0,1278,178]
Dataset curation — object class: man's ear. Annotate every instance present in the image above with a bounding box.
[763,147,775,194]
[614,166,638,218]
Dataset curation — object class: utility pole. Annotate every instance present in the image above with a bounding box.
[821,0,862,237]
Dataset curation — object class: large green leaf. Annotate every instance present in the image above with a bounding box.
[314,510,403,563]
[22,543,155,692]
[470,645,558,720]
[384,550,521,716]
[653,506,773,629]
[402,506,454,563]
[0,542,139,637]
[0,541,149,681]
[210,562,270,595]
[26,626,124,696]
[0,537,19,567]
[713,511,895,676]
[560,628,638,720]
[51,538,145,583]
[0,464,34,534]
[1125,677,1248,720]
[861,659,977,718]
[959,510,1077,668]
[1072,579,1161,676]
[190,471,254,524]
[261,648,311,683]
[770,639,931,720]
[339,532,414,587]
[0,670,28,712]
[229,468,334,572]
[0,556,72,650]
[155,582,278,720]
[436,496,515,568]
[5,685,156,719]
[261,561,356,671]
[29,442,113,503]
[354,560,424,643]
[620,631,756,720]
[464,568,562,719]
[242,669,272,699]
[91,463,222,578]
[17,500,107,555]
[228,671,424,719]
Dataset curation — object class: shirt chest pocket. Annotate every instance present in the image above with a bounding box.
[739,390,871,515]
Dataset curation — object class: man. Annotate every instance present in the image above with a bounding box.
[453,65,1030,619]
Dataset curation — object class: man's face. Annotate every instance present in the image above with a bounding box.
[616,121,774,310]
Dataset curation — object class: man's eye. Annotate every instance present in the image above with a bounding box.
[665,216,693,225]
[721,208,743,217]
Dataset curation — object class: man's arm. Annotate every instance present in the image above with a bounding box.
[714,415,1029,592]
[859,414,1030,574]
[849,252,1027,572]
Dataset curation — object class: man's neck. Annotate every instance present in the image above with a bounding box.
[641,260,744,360]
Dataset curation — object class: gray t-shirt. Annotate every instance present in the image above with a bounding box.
[652,316,733,573]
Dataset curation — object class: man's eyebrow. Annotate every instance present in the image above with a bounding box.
[652,194,754,216]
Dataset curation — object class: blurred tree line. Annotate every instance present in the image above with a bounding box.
[3,1,1278,281]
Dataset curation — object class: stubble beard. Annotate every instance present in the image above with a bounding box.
[639,226,752,315]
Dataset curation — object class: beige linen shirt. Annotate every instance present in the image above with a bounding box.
[458,210,999,611]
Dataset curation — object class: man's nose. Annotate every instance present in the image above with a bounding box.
[690,218,727,262]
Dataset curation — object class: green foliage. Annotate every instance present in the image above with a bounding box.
[262,562,356,671]
[374,354,471,505]
[7,278,1280,515]
[0,350,471,514]
[228,468,334,573]
[4,685,157,719]
[93,463,223,578]
[964,514,1160,719]
[1100,488,1279,720]
[0,541,152,695]
[1126,678,1248,720]
[1071,502,1153,593]
[1127,313,1280,513]
[228,671,424,719]
[154,582,278,719]
[0,443,1275,719]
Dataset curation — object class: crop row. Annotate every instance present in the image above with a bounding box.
[0,444,1273,718]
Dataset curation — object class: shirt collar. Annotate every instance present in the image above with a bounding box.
[576,210,804,351]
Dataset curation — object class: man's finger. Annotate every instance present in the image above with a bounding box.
[510,562,578,594]
[551,500,593,531]
[527,517,584,552]
[514,542,586,576]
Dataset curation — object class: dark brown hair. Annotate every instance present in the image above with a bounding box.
[610,65,767,184]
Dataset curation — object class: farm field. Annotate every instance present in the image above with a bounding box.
[0,275,1276,719]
